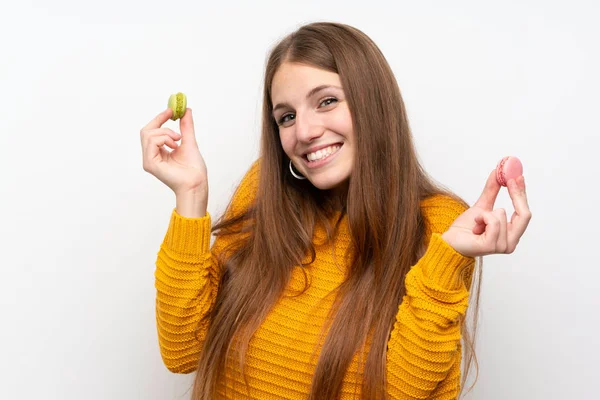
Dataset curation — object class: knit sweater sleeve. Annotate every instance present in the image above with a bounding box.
[154,161,260,373]
[386,195,476,399]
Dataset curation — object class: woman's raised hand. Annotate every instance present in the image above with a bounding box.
[441,170,532,258]
[140,108,208,196]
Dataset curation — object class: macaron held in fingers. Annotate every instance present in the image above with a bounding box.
[496,156,523,187]
[168,92,187,120]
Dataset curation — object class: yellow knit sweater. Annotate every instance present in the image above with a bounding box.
[154,162,475,399]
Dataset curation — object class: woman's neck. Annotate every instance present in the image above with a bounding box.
[326,180,349,212]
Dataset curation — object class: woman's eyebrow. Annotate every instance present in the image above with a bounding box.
[272,85,342,115]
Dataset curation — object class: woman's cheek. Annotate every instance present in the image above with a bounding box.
[330,108,353,134]
[279,132,296,156]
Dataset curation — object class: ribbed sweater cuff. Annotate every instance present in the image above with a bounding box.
[162,208,212,255]
[420,233,475,290]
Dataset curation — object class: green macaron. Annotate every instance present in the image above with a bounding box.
[168,92,187,120]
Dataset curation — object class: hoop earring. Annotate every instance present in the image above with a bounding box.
[289,160,307,180]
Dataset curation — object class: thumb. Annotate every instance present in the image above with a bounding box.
[473,169,501,211]
[179,108,197,144]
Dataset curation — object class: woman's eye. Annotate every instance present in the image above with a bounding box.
[319,97,338,107]
[278,113,295,126]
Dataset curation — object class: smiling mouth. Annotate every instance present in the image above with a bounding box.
[303,143,343,163]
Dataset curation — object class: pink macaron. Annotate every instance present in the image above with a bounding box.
[496,156,523,187]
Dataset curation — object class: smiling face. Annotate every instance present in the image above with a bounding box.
[271,62,355,191]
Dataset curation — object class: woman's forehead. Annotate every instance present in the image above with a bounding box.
[271,63,342,102]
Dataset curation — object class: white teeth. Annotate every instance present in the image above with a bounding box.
[306,145,341,162]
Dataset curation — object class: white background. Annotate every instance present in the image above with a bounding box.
[1,0,598,399]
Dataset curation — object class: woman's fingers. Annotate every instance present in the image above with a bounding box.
[142,127,182,144]
[473,210,510,255]
[473,174,531,255]
[476,208,515,255]
[447,173,531,258]
[493,208,508,253]
[140,110,180,154]
[477,211,500,255]
[143,135,178,173]
[507,176,532,249]
[158,146,169,162]
[142,108,173,132]
[473,213,487,235]
[141,128,181,169]
[179,108,196,145]
[472,218,486,235]
[473,169,502,211]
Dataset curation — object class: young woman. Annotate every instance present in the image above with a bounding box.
[140,22,531,399]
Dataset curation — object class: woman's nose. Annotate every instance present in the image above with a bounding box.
[295,111,324,143]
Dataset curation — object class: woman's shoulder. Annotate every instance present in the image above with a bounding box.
[419,193,470,235]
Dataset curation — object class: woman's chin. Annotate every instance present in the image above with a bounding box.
[307,176,350,192]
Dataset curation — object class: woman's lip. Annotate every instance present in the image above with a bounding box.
[301,144,343,169]
[303,142,343,156]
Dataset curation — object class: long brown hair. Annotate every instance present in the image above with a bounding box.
[191,22,483,399]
